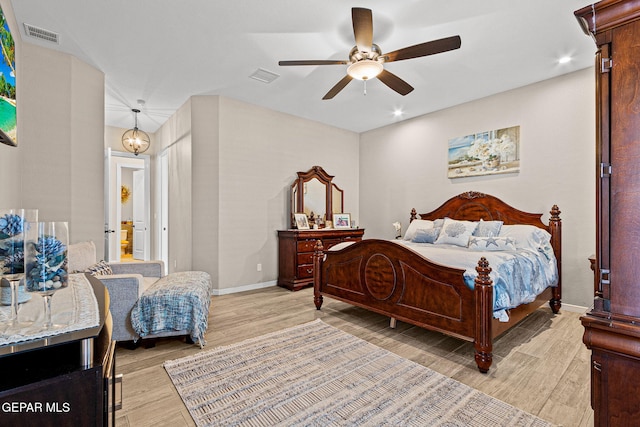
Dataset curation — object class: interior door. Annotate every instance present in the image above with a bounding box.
[160,151,169,270]
[104,148,114,261]
[132,170,146,260]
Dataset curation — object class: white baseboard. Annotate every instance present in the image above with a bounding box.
[213,280,278,296]
[560,303,589,314]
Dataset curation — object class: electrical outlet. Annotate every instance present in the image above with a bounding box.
[257,263,262,272]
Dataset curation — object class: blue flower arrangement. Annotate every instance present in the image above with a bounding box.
[0,213,23,238]
[25,235,68,293]
[0,213,26,275]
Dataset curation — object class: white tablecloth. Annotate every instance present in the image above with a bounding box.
[0,273,100,347]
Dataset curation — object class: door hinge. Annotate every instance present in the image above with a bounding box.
[601,57,613,73]
[600,163,612,178]
[600,268,611,299]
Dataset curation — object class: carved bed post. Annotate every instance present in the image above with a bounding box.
[410,208,417,223]
[549,205,562,314]
[474,257,493,373]
[313,240,324,310]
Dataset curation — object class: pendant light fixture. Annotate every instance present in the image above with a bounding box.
[121,108,150,156]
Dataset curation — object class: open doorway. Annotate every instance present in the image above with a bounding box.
[104,149,151,262]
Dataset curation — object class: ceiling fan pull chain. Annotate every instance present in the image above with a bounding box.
[364,79,367,96]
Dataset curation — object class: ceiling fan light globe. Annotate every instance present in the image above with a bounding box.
[347,60,383,81]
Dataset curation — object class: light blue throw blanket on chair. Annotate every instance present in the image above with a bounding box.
[131,271,213,347]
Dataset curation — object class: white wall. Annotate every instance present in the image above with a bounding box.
[191,96,220,282]
[154,95,360,292]
[154,99,193,273]
[359,68,595,308]
[217,97,359,292]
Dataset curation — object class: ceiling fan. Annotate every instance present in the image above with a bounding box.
[278,7,461,100]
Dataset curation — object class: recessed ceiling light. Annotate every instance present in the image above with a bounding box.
[393,109,403,117]
[558,56,571,64]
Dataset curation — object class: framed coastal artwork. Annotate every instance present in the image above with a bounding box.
[0,5,16,147]
[447,125,520,179]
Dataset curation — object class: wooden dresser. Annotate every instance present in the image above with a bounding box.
[278,228,364,291]
[575,2,640,425]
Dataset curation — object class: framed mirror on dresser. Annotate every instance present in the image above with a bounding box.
[290,165,344,228]
[279,166,364,291]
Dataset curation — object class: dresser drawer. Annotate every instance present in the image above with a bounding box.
[297,240,318,253]
[297,252,314,265]
[297,264,314,279]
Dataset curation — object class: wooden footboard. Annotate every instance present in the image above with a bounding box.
[312,191,562,373]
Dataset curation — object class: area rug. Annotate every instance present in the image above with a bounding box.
[164,319,555,426]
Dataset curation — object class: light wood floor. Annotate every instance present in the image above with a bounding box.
[114,286,593,427]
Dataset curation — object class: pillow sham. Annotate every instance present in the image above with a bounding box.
[403,219,433,240]
[86,260,113,276]
[434,218,478,247]
[468,236,516,251]
[473,219,503,237]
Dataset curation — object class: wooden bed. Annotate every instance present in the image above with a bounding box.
[313,191,561,373]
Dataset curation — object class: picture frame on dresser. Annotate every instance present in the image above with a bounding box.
[333,213,351,228]
[294,213,310,230]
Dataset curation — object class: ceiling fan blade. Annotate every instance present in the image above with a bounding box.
[322,75,353,100]
[384,35,461,63]
[352,7,373,52]
[279,60,348,66]
[377,69,414,96]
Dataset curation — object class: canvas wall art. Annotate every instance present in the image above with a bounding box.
[0,5,16,147]
[448,126,520,178]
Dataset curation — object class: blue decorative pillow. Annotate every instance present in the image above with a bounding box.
[403,220,433,240]
[412,228,440,243]
[473,219,503,237]
[468,236,516,251]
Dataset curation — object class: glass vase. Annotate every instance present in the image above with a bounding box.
[24,221,69,330]
[0,208,38,327]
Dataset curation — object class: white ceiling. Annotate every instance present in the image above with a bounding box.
[9,0,595,134]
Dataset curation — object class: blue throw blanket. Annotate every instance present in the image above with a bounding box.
[131,271,212,347]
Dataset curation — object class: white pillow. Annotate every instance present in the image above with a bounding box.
[468,236,516,251]
[68,241,97,273]
[434,218,478,247]
[498,225,551,251]
[403,219,434,240]
[473,219,503,237]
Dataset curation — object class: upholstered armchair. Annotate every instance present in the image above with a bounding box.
[68,241,165,342]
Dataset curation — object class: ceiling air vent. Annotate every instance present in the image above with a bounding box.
[23,23,59,44]
[249,68,279,84]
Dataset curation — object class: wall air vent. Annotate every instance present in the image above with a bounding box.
[249,68,279,84]
[23,23,59,44]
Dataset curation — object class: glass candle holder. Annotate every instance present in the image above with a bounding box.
[24,221,69,330]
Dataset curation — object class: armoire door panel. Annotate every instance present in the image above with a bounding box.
[609,18,640,317]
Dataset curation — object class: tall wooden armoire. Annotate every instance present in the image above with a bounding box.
[575,1,640,426]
